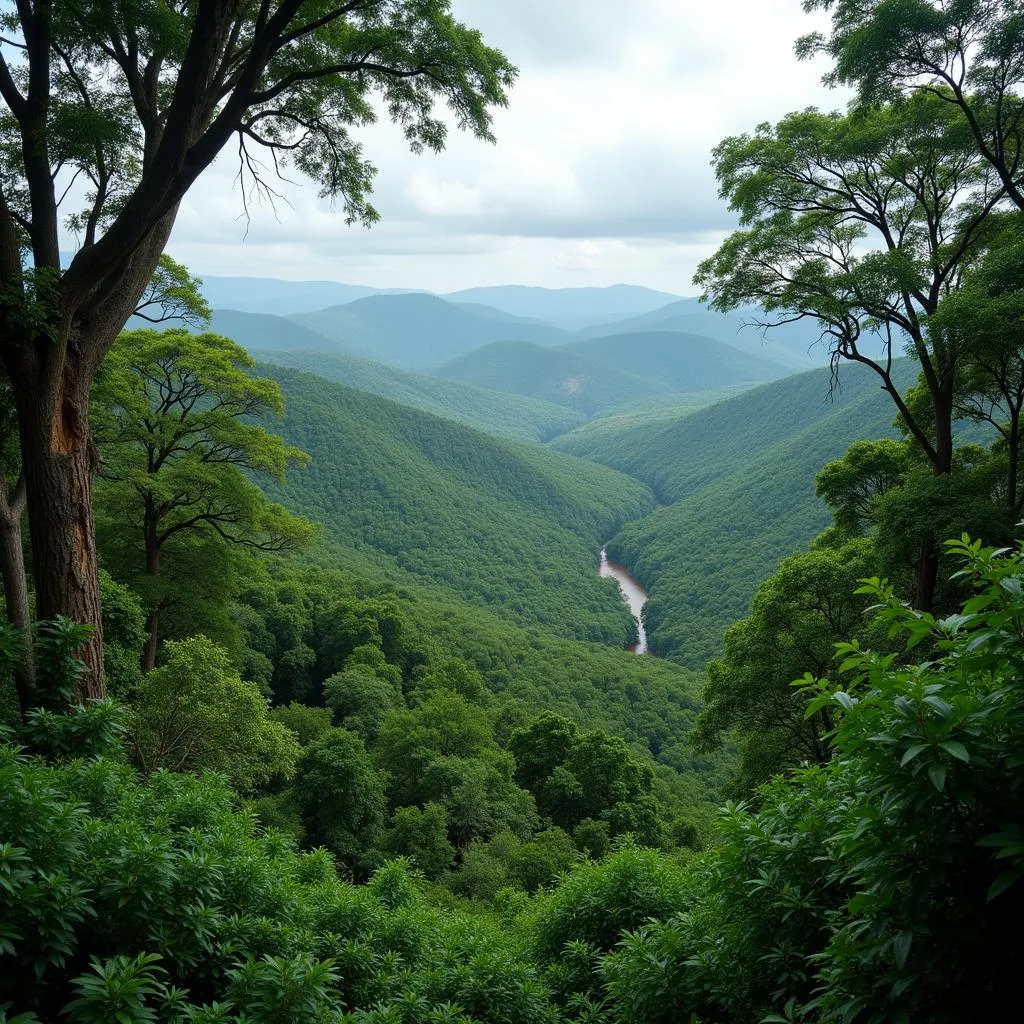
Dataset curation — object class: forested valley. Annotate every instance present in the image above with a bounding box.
[3,2,1024,1023]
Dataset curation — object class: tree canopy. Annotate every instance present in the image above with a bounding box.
[0,1,515,696]
[92,327,313,668]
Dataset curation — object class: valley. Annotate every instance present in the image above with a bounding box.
[197,279,898,677]
[4,5,1021,1022]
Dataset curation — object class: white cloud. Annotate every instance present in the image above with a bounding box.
[166,0,848,291]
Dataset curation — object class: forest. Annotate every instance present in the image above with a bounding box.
[2,1,1024,1022]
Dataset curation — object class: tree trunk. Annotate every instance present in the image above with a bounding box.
[12,351,105,699]
[0,475,33,713]
[141,518,160,672]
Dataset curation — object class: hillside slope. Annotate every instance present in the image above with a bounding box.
[290,293,568,367]
[208,309,345,352]
[259,365,655,646]
[573,362,918,666]
[257,349,585,442]
[432,340,677,415]
[576,298,829,367]
[557,330,792,389]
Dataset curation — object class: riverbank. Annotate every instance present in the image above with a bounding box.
[599,546,649,654]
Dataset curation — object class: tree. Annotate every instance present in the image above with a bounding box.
[814,439,914,537]
[693,539,880,790]
[695,93,1011,607]
[382,802,455,879]
[510,713,660,841]
[1,255,206,708]
[129,635,301,791]
[292,727,388,874]
[929,228,1024,517]
[800,0,1024,210]
[0,2,515,696]
[0,368,30,710]
[92,327,314,669]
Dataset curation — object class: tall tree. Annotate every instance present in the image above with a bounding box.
[0,2,515,697]
[800,0,1024,210]
[1,254,206,710]
[695,93,1009,608]
[92,327,313,670]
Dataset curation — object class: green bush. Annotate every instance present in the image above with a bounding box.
[603,537,1024,1023]
[0,741,557,1022]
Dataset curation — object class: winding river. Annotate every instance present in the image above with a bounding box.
[599,546,649,654]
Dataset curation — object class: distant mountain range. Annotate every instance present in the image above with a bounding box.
[289,293,567,366]
[197,275,684,323]
[434,332,790,415]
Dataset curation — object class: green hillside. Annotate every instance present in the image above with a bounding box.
[258,364,656,646]
[557,330,792,389]
[290,292,568,367]
[576,298,828,367]
[549,386,757,447]
[256,349,585,442]
[208,308,345,352]
[432,340,676,415]
[586,362,918,666]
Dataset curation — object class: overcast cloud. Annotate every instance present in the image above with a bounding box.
[166,1,847,293]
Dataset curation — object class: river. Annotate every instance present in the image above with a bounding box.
[599,546,649,654]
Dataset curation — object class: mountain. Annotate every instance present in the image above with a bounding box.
[557,331,792,390]
[206,309,345,352]
[257,349,585,442]
[556,360,919,667]
[259,364,655,646]
[198,276,386,314]
[442,284,682,323]
[290,293,569,367]
[432,340,677,416]
[576,298,829,367]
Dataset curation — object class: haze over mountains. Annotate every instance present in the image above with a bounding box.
[193,274,827,433]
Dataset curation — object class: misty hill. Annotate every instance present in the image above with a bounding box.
[290,293,568,367]
[432,340,678,416]
[564,361,918,667]
[257,349,585,442]
[443,284,681,324]
[207,309,345,352]
[199,276,388,314]
[577,297,829,367]
[259,364,654,645]
[557,331,791,390]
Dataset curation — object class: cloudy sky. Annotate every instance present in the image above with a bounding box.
[168,1,846,293]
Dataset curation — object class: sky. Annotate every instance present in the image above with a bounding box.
[167,1,847,294]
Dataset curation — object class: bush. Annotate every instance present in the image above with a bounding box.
[0,743,557,1022]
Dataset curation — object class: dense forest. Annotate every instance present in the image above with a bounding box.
[3,1,1024,1022]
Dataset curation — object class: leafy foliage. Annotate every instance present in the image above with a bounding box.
[128,636,301,791]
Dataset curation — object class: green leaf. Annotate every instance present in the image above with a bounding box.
[928,763,947,792]
[938,740,969,763]
[987,871,1021,901]
[900,744,928,766]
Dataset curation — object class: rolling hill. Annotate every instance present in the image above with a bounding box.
[557,330,791,389]
[199,276,386,313]
[576,298,830,367]
[431,340,678,416]
[443,284,682,323]
[207,308,345,352]
[289,293,568,367]
[256,349,585,442]
[432,330,795,417]
[259,364,656,646]
[559,361,919,667]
